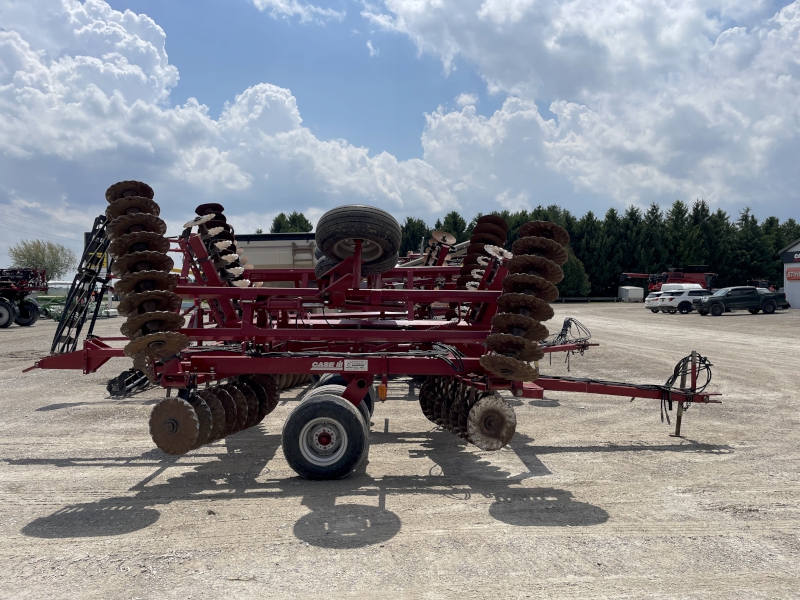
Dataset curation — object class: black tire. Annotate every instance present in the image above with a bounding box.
[678,302,692,315]
[15,299,40,326]
[282,394,367,480]
[748,309,760,314]
[650,309,659,313]
[305,383,373,424]
[710,304,723,316]
[362,252,399,276]
[762,302,776,315]
[316,205,401,265]
[314,256,339,279]
[698,309,709,316]
[316,374,374,415]
[668,309,677,314]
[0,298,19,328]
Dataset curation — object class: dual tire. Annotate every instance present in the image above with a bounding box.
[0,298,39,328]
[315,205,401,277]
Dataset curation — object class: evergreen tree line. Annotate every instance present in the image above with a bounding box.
[400,200,800,297]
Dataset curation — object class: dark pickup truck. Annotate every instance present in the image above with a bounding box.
[694,286,788,316]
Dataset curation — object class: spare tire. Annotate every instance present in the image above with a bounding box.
[316,205,401,265]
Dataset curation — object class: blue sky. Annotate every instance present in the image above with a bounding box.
[0,0,798,265]
[105,0,502,161]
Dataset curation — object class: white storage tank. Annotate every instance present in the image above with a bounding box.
[618,286,644,302]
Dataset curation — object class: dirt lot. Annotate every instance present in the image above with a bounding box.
[1,304,799,599]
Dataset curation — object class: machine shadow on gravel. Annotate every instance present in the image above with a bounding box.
[15,426,730,541]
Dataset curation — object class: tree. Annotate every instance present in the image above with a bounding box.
[8,240,78,279]
[574,211,602,294]
[400,217,430,256]
[438,211,469,243]
[254,228,264,234]
[664,200,690,267]
[636,203,667,274]
[270,212,313,233]
[557,248,591,297]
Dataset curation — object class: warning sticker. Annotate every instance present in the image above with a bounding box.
[344,359,369,372]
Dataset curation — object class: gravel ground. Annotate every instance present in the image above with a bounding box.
[1,304,799,599]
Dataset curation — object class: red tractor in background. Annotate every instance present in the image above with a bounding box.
[620,266,717,292]
[0,268,47,328]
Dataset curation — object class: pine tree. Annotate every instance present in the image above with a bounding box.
[400,217,431,256]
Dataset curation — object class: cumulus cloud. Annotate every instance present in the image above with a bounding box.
[250,0,345,23]
[0,0,457,263]
[366,0,800,213]
[455,93,478,107]
[366,40,379,57]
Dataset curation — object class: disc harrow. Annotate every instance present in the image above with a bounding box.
[29,180,722,479]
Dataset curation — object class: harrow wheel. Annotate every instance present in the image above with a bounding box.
[107,213,167,240]
[105,180,154,203]
[149,397,199,455]
[117,291,182,317]
[114,270,178,296]
[187,394,213,448]
[223,384,249,433]
[418,377,436,422]
[108,231,170,258]
[123,331,189,359]
[235,381,261,429]
[480,354,539,381]
[506,255,564,284]
[282,394,368,480]
[501,274,559,302]
[486,333,544,362]
[105,196,160,221]
[518,221,570,246]
[120,311,185,337]
[496,293,555,322]
[245,374,280,418]
[212,387,238,436]
[112,251,174,278]
[491,313,548,341]
[511,236,568,266]
[467,394,517,451]
[197,390,227,441]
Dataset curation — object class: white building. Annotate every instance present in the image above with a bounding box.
[779,238,800,308]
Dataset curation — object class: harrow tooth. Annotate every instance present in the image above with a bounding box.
[123,331,190,359]
[510,236,568,266]
[519,221,570,246]
[108,231,170,259]
[149,397,199,455]
[467,394,516,451]
[105,196,160,221]
[223,384,249,433]
[112,251,175,278]
[234,381,261,429]
[501,274,559,302]
[117,290,182,317]
[107,213,167,241]
[486,333,545,362]
[120,311,185,338]
[506,255,564,284]
[480,354,539,382]
[484,245,512,260]
[211,387,238,436]
[496,293,555,322]
[105,180,154,203]
[187,394,213,448]
[491,313,549,341]
[430,230,456,245]
[114,270,178,296]
[197,390,226,441]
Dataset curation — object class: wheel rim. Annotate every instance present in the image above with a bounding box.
[0,306,9,322]
[299,417,349,466]
[331,238,383,262]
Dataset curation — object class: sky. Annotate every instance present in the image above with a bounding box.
[0,0,798,266]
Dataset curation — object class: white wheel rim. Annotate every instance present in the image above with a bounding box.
[332,238,383,262]
[299,417,348,466]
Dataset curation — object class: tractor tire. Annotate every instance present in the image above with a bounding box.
[316,205,401,265]
[710,304,724,317]
[282,394,367,480]
[678,302,692,315]
[762,302,776,315]
[0,298,20,328]
[15,299,41,326]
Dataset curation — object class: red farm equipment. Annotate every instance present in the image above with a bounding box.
[27,181,721,480]
[620,266,717,292]
[0,267,47,328]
